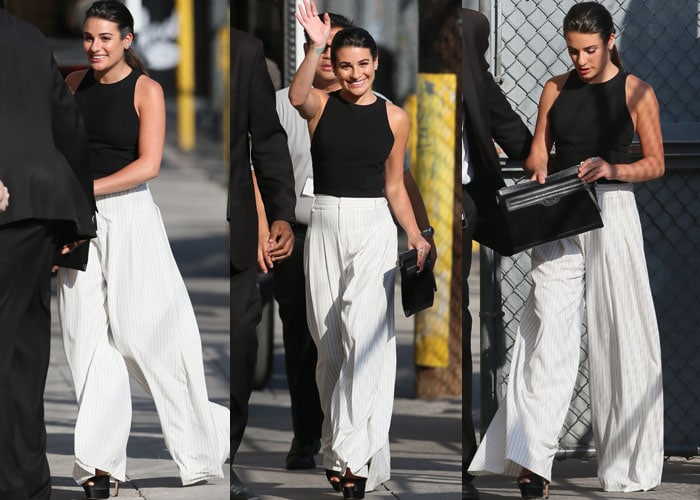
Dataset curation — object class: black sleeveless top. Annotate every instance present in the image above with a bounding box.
[311,90,394,197]
[75,69,141,179]
[549,70,633,183]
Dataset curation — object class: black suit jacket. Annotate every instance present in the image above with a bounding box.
[230,29,296,270]
[0,9,95,246]
[461,9,532,254]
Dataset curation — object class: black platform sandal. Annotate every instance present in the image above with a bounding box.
[341,472,367,500]
[517,469,549,499]
[82,474,119,499]
[325,469,342,492]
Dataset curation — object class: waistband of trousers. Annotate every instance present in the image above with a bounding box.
[313,194,387,209]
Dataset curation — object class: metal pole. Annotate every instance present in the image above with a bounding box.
[175,0,196,151]
[415,0,461,398]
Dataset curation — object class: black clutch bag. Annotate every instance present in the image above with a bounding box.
[495,165,603,255]
[398,249,437,317]
[53,241,90,271]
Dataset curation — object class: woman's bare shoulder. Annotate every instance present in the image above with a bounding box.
[134,73,164,97]
[64,69,89,93]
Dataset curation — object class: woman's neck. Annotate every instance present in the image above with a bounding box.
[339,88,377,105]
[94,62,132,84]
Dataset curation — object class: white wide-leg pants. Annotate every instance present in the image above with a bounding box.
[469,184,664,492]
[57,184,229,485]
[304,195,397,491]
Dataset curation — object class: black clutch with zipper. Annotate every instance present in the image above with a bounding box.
[398,249,436,317]
[495,165,603,255]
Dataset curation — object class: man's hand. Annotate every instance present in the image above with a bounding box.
[267,221,294,263]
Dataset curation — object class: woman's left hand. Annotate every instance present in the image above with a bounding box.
[578,156,615,182]
[409,234,431,271]
[51,239,87,273]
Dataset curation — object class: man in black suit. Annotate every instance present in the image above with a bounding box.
[460,8,533,500]
[230,28,296,500]
[0,8,96,500]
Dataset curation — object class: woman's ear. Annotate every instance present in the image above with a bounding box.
[607,32,615,51]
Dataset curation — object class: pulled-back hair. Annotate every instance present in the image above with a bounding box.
[303,12,354,44]
[85,1,148,74]
[330,27,378,66]
[563,1,622,69]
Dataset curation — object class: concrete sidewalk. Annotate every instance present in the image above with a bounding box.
[44,132,230,499]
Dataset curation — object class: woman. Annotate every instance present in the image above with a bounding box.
[468,2,664,498]
[290,2,430,498]
[57,2,229,498]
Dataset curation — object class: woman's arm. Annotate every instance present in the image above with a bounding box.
[579,75,664,183]
[524,76,564,183]
[93,75,165,196]
[384,103,430,269]
[252,170,274,272]
[288,0,329,123]
[404,168,437,264]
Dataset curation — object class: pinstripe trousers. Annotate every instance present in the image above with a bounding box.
[57,184,229,486]
[304,195,397,491]
[469,184,664,492]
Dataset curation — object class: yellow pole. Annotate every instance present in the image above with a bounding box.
[414,73,456,369]
[220,10,230,172]
[175,0,196,151]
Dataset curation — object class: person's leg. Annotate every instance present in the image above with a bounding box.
[468,237,585,486]
[273,225,323,469]
[58,230,131,486]
[0,221,56,500]
[94,187,228,485]
[230,259,260,499]
[231,263,261,459]
[585,186,663,492]
[332,199,397,492]
[461,189,479,498]
[304,198,345,472]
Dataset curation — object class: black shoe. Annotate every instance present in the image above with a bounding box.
[463,479,480,500]
[326,469,343,492]
[463,470,480,500]
[82,474,119,499]
[285,438,320,470]
[341,473,367,499]
[517,470,549,499]
[231,469,260,500]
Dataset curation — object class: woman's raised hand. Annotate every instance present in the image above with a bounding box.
[295,0,330,49]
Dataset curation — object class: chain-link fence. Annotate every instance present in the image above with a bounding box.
[496,0,700,128]
[478,0,700,459]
